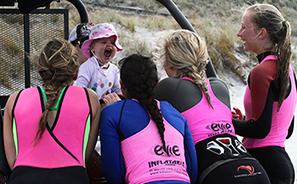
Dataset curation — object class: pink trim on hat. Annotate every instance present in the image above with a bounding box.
[81,23,123,58]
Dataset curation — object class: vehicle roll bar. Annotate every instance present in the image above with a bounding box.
[67,0,88,23]
[156,0,217,78]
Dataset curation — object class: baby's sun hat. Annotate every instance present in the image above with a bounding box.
[81,23,123,58]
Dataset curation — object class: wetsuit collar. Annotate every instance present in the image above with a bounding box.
[257,51,274,63]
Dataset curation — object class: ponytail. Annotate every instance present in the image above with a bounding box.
[275,21,291,111]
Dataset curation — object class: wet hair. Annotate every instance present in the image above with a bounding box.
[119,54,168,155]
[35,38,79,142]
[247,4,291,111]
[158,29,213,108]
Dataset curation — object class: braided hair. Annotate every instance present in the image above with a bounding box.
[158,29,213,108]
[35,38,79,143]
[247,4,291,111]
[120,54,168,155]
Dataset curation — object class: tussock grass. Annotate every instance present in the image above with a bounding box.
[42,0,297,79]
[0,34,24,88]
[2,0,297,89]
[1,35,23,56]
[0,58,11,89]
[81,0,257,80]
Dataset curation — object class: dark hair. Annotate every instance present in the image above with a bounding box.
[247,4,291,111]
[120,54,168,155]
[36,38,79,143]
[70,22,94,48]
[71,38,87,48]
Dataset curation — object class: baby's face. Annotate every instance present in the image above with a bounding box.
[90,36,117,66]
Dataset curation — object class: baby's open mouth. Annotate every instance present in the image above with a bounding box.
[104,49,112,57]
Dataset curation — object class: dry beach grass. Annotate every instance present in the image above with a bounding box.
[1,0,297,88]
[55,0,297,81]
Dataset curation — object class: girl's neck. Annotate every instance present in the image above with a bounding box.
[257,51,274,63]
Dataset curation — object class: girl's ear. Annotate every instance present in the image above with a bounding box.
[120,79,125,91]
[120,79,128,98]
[258,28,267,40]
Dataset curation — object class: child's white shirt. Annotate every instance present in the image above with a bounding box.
[73,56,122,99]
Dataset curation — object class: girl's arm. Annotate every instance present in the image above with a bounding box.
[85,88,101,165]
[100,105,125,183]
[184,120,198,183]
[3,91,19,170]
[232,65,274,138]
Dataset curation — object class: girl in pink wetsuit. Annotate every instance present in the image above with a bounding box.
[3,39,101,184]
[233,4,297,184]
[100,54,198,184]
[154,29,270,184]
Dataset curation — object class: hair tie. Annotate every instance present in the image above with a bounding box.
[282,20,287,26]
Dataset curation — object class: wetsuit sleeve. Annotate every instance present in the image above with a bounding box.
[209,77,231,109]
[232,64,274,138]
[206,60,217,78]
[155,77,203,112]
[184,120,198,183]
[100,105,125,184]
[155,78,180,108]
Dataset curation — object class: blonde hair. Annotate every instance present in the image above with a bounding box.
[36,38,79,142]
[247,4,291,111]
[158,29,212,108]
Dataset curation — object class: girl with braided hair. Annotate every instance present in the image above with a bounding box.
[232,3,297,184]
[154,29,270,184]
[100,54,198,184]
[3,38,101,183]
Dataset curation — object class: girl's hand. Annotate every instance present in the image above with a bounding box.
[103,93,121,106]
[232,107,244,120]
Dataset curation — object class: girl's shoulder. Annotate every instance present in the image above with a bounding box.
[251,59,277,80]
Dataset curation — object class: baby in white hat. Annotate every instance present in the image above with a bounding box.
[73,23,123,100]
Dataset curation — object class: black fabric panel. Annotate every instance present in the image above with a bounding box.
[17,0,53,14]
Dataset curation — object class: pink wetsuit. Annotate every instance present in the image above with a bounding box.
[243,55,297,148]
[121,102,190,184]
[180,77,236,144]
[12,86,91,168]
